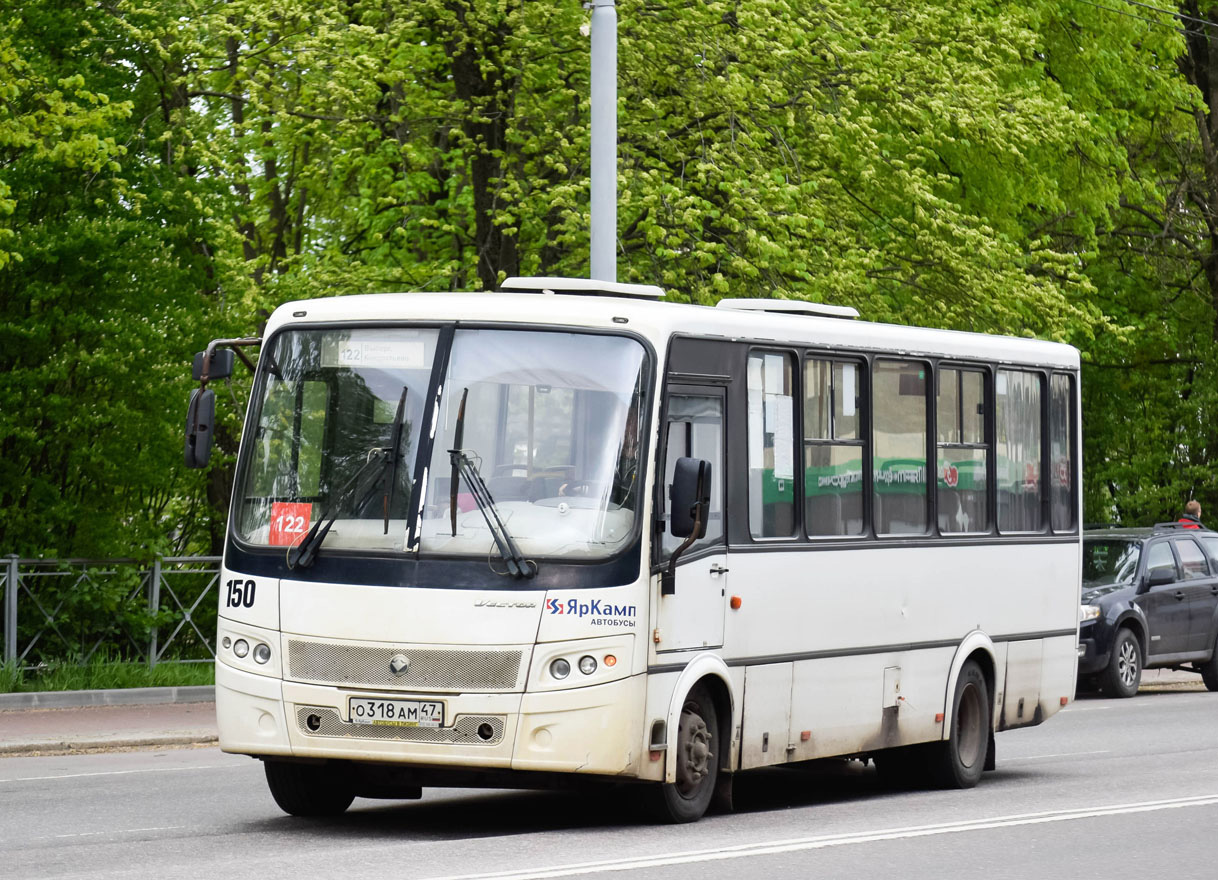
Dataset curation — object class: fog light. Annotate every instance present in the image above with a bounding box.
[253,643,271,665]
[233,638,249,658]
[550,658,570,679]
[578,655,597,675]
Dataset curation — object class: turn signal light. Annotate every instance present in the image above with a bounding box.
[604,654,617,667]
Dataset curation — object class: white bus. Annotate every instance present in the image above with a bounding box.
[186,277,1081,822]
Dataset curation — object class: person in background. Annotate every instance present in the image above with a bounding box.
[1178,499,1203,529]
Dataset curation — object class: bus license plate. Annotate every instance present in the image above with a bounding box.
[348,697,444,728]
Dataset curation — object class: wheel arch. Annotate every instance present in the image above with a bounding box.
[662,653,734,783]
[1113,611,1147,658]
[942,632,998,740]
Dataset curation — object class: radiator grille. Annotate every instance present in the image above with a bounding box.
[285,639,524,692]
[294,706,505,745]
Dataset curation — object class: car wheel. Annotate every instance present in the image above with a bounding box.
[1200,633,1218,692]
[1101,628,1142,698]
[645,687,718,823]
[928,660,989,789]
[264,760,355,817]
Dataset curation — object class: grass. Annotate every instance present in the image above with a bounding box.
[0,656,215,694]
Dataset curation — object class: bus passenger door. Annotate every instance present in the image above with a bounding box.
[655,389,727,653]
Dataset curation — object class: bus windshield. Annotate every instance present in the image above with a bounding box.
[234,326,648,563]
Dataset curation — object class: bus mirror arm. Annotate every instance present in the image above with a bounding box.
[662,458,711,596]
[184,337,261,470]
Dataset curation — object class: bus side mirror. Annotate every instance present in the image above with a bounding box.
[670,457,711,540]
[663,458,711,596]
[184,388,216,469]
[193,348,235,382]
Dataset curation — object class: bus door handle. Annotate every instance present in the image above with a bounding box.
[709,564,729,576]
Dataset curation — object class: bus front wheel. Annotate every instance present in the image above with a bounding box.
[264,760,356,817]
[930,660,989,789]
[646,687,718,823]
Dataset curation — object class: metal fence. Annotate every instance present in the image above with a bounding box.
[2,555,221,669]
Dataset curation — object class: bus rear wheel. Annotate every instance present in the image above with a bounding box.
[930,660,989,789]
[264,760,355,817]
[646,687,718,823]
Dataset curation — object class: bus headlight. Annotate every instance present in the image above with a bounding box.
[550,658,571,679]
[578,655,597,675]
[253,643,272,665]
[233,638,250,658]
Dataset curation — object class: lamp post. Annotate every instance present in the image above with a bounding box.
[589,0,617,282]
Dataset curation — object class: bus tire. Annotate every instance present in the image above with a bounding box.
[1102,628,1142,698]
[646,687,718,823]
[930,660,989,789]
[264,760,355,817]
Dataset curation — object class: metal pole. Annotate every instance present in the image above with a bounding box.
[148,556,162,667]
[590,0,617,282]
[4,555,17,665]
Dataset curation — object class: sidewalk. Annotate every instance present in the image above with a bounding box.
[0,669,1206,758]
[0,689,218,757]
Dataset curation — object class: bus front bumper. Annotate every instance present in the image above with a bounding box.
[216,661,644,777]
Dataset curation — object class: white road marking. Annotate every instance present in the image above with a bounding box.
[426,794,1218,880]
[1,764,233,783]
[1004,749,1111,762]
[37,826,186,841]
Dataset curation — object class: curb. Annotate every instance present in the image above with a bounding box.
[0,685,215,711]
[0,734,219,757]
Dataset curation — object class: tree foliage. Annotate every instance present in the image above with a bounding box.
[2,0,1217,554]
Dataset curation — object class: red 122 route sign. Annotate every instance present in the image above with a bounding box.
[269,502,312,546]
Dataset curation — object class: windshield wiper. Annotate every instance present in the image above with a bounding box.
[447,387,535,579]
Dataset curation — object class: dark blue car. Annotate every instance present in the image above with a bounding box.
[1079,525,1218,697]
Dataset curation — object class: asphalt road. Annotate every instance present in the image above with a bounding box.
[1,687,1216,880]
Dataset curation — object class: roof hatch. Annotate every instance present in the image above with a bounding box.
[499,276,665,300]
[715,298,859,319]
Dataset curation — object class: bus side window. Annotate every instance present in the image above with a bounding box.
[936,367,988,534]
[804,357,865,536]
[661,394,724,559]
[997,369,1043,532]
[747,352,796,538]
[873,359,929,535]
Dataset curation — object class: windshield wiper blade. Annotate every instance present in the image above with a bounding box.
[288,450,390,569]
[382,386,409,535]
[449,449,534,579]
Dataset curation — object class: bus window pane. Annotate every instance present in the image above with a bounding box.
[937,368,959,444]
[835,362,859,440]
[804,359,831,440]
[873,360,928,534]
[937,446,987,533]
[1050,373,1073,531]
[997,369,1042,532]
[961,370,984,444]
[805,444,864,536]
[748,352,795,538]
